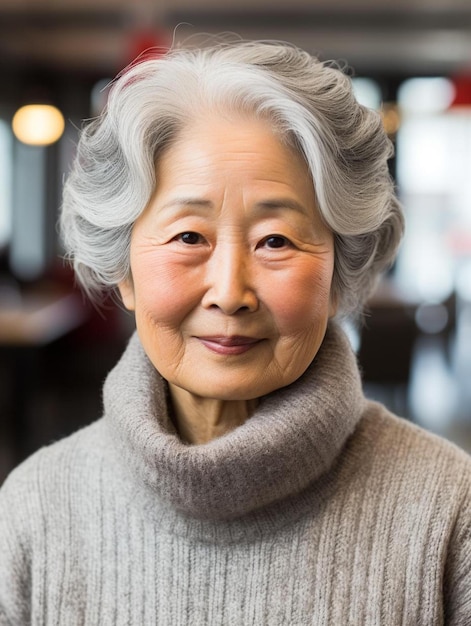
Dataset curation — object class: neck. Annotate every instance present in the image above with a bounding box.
[169,384,258,445]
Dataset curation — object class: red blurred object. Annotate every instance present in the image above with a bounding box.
[127,28,171,65]
[450,75,471,108]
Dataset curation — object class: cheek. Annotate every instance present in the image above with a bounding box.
[267,261,334,332]
[132,252,203,325]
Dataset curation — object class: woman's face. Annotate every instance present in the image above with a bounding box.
[119,115,336,401]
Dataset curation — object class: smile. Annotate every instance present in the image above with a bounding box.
[197,336,262,356]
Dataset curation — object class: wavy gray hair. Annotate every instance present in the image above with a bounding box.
[61,39,404,317]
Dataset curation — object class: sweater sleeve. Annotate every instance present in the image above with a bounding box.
[0,466,33,626]
[444,484,471,624]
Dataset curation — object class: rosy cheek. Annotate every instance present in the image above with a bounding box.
[266,265,332,330]
[133,252,203,324]
[273,294,316,332]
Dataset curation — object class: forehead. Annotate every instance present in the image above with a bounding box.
[137,114,326,233]
[155,114,310,186]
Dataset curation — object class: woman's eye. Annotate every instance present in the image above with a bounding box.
[263,235,290,249]
[177,232,203,245]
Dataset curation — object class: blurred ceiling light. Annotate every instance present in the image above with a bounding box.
[381,103,401,137]
[12,104,65,146]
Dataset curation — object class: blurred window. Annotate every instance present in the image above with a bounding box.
[0,119,13,250]
[352,78,382,110]
[395,77,471,302]
[9,144,47,281]
[91,79,112,117]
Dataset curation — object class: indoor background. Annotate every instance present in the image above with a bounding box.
[1,0,471,484]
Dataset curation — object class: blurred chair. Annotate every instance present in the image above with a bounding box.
[358,280,420,417]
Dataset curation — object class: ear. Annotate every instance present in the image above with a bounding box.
[117,278,135,311]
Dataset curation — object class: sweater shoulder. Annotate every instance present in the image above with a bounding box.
[355,400,471,487]
[365,400,471,457]
[0,421,110,622]
[0,419,108,507]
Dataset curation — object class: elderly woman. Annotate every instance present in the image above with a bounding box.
[1,40,471,625]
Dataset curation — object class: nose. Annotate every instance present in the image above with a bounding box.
[201,244,259,315]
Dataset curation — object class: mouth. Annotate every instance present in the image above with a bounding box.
[197,336,262,356]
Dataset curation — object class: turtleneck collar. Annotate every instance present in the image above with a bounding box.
[103,322,365,521]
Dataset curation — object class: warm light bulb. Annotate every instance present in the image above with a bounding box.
[12,104,65,146]
[381,103,401,137]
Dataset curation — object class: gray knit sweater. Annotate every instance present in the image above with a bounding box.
[1,323,471,625]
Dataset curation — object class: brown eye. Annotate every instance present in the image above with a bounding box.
[265,235,289,249]
[179,232,202,245]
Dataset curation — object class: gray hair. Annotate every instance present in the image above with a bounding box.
[61,38,404,317]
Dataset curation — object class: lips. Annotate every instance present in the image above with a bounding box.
[197,336,262,356]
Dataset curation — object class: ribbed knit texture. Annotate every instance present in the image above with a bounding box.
[1,322,471,625]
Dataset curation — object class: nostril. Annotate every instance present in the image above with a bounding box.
[209,303,251,313]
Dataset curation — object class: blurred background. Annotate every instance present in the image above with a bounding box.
[1,0,471,484]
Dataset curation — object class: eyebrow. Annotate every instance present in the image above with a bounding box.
[158,197,311,217]
[253,199,311,217]
[158,198,213,213]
